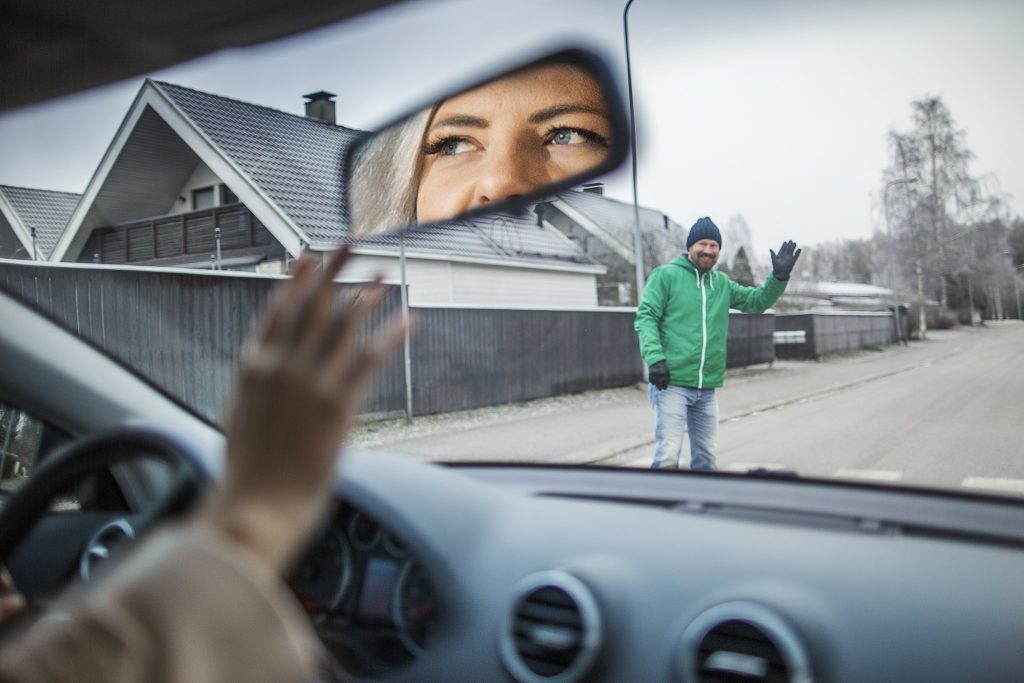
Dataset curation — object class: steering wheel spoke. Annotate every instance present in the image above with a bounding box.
[0,427,211,606]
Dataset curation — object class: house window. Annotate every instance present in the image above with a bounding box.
[192,186,215,211]
[220,184,239,205]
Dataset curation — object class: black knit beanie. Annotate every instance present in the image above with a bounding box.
[685,217,722,250]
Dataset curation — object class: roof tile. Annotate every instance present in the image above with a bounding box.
[0,185,81,258]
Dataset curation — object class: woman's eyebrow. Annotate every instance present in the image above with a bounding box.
[529,104,607,124]
[430,114,489,130]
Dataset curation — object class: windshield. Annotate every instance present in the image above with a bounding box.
[0,0,1021,498]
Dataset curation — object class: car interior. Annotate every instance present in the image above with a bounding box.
[1,1,1022,682]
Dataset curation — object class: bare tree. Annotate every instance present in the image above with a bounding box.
[883,96,980,307]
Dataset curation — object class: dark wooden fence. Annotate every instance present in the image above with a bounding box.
[774,312,897,359]
[726,313,776,370]
[1,261,777,422]
[0,262,405,423]
[408,307,641,415]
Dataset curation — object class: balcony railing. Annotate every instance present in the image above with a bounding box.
[84,203,278,265]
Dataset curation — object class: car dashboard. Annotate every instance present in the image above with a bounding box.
[290,503,434,677]
[317,449,1024,682]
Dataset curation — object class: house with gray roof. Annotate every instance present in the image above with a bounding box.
[48,79,609,306]
[536,188,687,304]
[0,185,81,260]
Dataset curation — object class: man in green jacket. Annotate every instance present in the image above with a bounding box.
[634,217,801,470]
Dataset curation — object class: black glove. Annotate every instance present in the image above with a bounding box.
[648,360,670,390]
[771,240,802,281]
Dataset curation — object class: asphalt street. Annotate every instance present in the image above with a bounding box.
[352,321,1024,496]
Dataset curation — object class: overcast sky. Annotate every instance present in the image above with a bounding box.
[1,0,1020,260]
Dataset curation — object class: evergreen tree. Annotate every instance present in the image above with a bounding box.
[731,246,755,286]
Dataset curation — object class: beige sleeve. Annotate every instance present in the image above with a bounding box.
[0,522,322,683]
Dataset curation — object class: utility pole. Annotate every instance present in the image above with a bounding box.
[399,235,413,423]
[623,0,645,302]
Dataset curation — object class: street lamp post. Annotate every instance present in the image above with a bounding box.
[623,0,645,302]
[883,178,917,343]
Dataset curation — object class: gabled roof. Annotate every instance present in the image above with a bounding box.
[154,81,361,245]
[51,79,363,261]
[545,190,683,263]
[354,209,603,272]
[47,79,601,271]
[0,185,81,259]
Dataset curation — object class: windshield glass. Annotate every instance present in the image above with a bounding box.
[0,0,1021,498]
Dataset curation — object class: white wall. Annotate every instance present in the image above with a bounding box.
[256,259,288,275]
[342,252,598,307]
[167,162,222,214]
[449,263,598,307]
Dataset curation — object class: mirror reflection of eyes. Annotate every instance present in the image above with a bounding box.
[548,127,608,146]
[424,126,609,158]
[414,63,613,224]
[345,51,626,238]
[422,136,476,157]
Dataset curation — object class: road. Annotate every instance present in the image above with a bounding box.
[352,321,1024,495]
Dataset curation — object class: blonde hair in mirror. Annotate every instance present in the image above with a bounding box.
[348,107,433,237]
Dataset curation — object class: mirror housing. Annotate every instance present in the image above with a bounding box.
[343,47,628,238]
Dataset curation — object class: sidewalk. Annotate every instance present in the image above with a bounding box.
[350,328,978,464]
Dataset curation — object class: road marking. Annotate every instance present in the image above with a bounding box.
[724,462,789,472]
[961,477,1024,494]
[833,469,903,481]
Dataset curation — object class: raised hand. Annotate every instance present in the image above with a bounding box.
[204,246,408,572]
[770,241,802,281]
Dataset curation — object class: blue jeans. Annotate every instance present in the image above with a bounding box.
[648,385,719,471]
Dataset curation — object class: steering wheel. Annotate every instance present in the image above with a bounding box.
[0,426,211,608]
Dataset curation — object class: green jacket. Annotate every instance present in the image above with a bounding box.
[634,255,787,389]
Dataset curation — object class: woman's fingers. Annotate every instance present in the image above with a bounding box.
[256,254,318,346]
[324,280,393,373]
[287,247,353,354]
[249,250,402,413]
[319,273,406,388]
[259,247,354,356]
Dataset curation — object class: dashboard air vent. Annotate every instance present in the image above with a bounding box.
[679,602,812,683]
[500,570,602,683]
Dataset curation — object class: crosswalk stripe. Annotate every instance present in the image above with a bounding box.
[833,469,902,481]
[961,477,1024,494]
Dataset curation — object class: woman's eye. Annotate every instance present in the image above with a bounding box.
[546,127,608,147]
[425,136,476,156]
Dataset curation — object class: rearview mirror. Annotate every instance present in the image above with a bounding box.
[344,48,628,237]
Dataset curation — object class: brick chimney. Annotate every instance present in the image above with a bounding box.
[303,91,337,124]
